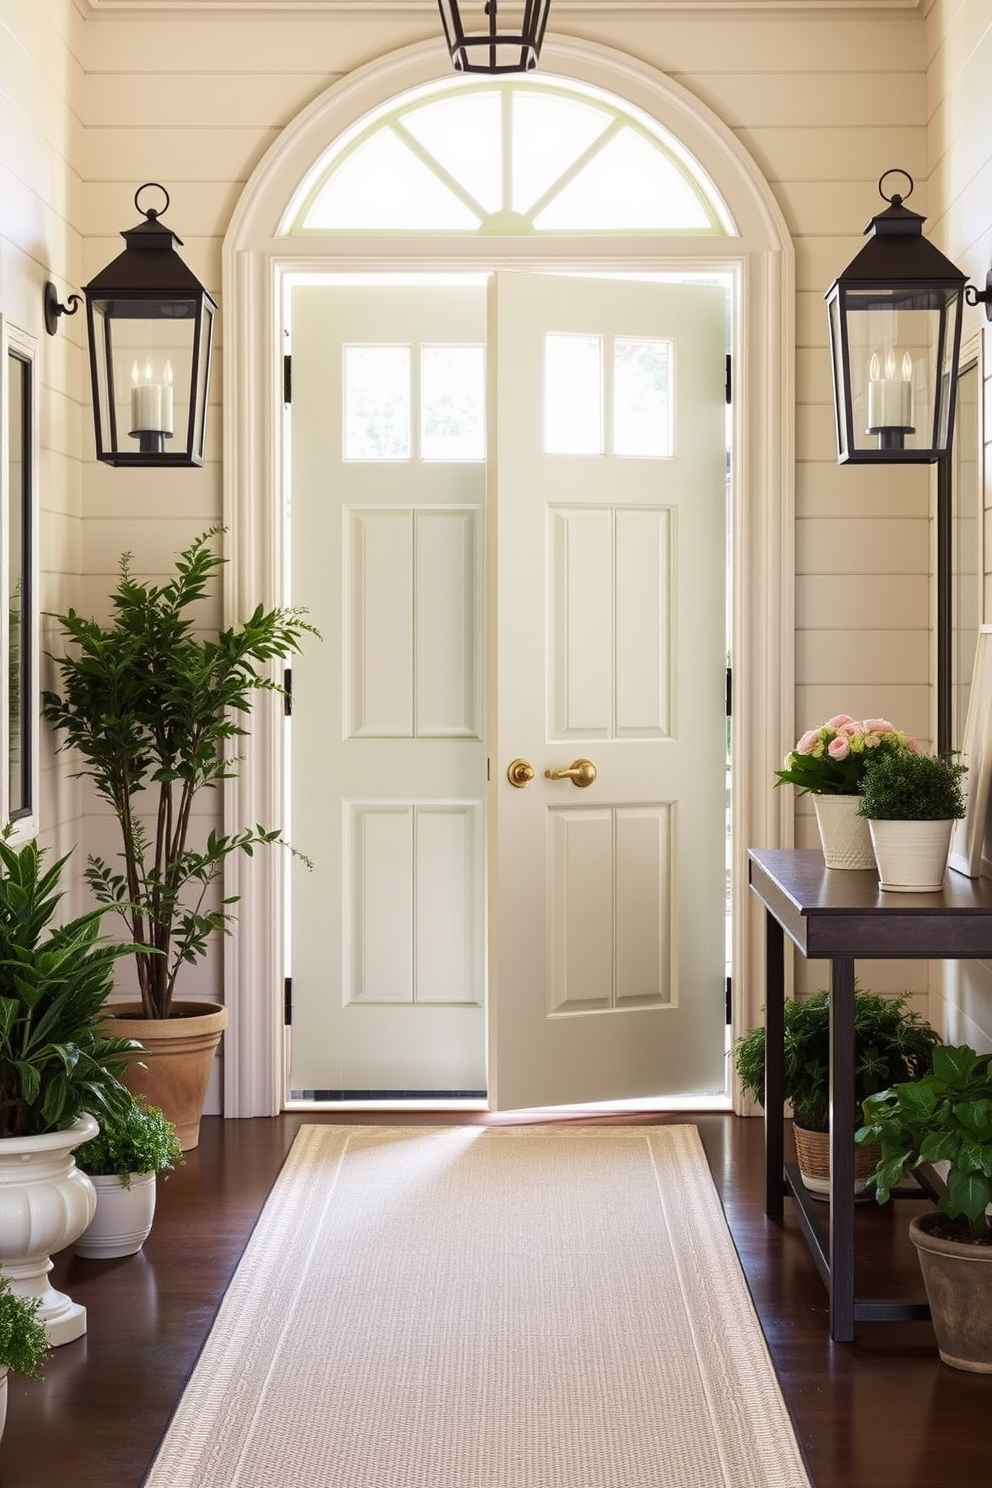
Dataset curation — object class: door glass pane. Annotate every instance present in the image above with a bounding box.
[421,346,485,461]
[614,338,672,457]
[544,333,602,455]
[344,346,411,459]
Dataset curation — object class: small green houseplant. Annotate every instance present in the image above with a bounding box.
[74,1097,183,1188]
[734,986,940,1194]
[0,1274,48,1380]
[858,751,966,892]
[734,985,940,1134]
[857,1044,992,1370]
[0,833,139,1140]
[857,750,967,822]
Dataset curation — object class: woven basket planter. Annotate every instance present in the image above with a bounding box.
[792,1124,880,1201]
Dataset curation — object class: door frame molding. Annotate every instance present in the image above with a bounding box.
[221,33,795,1117]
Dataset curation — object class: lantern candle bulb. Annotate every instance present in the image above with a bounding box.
[130,357,173,434]
[867,348,913,430]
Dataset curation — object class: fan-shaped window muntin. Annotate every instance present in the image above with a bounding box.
[282,77,733,238]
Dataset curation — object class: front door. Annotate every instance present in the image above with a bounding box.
[289,273,727,1105]
[487,272,728,1108]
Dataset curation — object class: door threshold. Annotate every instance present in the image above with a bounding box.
[284,1093,731,1115]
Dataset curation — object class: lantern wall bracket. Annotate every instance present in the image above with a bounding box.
[44,281,82,337]
[965,274,992,321]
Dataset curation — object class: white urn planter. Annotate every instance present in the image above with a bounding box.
[74,1171,157,1259]
[867,818,955,893]
[812,793,876,869]
[0,1114,98,1345]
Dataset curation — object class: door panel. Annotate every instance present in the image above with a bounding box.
[488,271,727,1109]
[290,285,487,1095]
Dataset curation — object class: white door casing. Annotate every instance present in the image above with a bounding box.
[222,36,795,1117]
[488,271,728,1108]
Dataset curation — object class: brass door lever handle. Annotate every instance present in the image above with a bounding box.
[544,759,597,788]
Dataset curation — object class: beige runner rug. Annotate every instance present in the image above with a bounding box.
[144,1124,811,1488]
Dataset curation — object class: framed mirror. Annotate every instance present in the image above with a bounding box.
[1,321,39,832]
[937,331,982,757]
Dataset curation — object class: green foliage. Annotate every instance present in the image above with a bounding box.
[0,1274,49,1379]
[74,1097,183,1187]
[733,985,941,1134]
[0,834,141,1139]
[857,1043,992,1240]
[43,528,318,1021]
[857,750,966,822]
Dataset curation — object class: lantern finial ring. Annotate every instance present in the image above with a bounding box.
[134,182,171,222]
[878,168,914,208]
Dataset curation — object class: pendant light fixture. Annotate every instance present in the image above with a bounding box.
[45,184,216,468]
[437,0,552,74]
[825,170,992,464]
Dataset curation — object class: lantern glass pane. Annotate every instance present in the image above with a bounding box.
[835,287,958,459]
[90,298,199,461]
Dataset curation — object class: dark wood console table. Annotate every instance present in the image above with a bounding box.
[748,847,992,1341]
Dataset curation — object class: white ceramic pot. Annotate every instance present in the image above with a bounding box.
[0,1115,98,1345]
[868,817,955,893]
[812,793,876,869]
[74,1172,157,1259]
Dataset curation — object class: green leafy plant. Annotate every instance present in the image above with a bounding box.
[0,1274,49,1379]
[74,1096,183,1187]
[42,528,318,1022]
[857,750,966,821]
[0,833,140,1139]
[857,1043,992,1242]
[733,985,941,1133]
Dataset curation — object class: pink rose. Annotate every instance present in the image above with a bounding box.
[905,736,919,751]
[827,736,851,761]
[862,718,893,732]
[796,730,819,755]
[827,714,854,728]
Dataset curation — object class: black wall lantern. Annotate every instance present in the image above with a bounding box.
[826,169,992,464]
[45,184,216,467]
[437,0,552,74]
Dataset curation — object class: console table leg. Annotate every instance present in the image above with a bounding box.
[829,954,856,1342]
[764,910,785,1219]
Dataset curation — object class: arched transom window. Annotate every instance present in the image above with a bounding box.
[280,76,734,237]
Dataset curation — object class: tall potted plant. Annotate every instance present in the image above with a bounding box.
[857,1043,992,1371]
[43,528,315,1147]
[774,714,916,868]
[0,833,139,1343]
[857,749,966,892]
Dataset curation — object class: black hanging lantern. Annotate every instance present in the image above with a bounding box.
[437,0,552,74]
[825,170,973,465]
[46,184,216,467]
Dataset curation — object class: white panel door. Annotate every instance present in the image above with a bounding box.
[488,272,727,1109]
[290,286,487,1095]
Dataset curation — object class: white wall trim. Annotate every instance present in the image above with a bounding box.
[222,32,795,1117]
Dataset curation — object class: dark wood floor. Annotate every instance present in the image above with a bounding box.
[2,1110,988,1488]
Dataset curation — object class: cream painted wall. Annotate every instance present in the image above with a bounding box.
[8,0,979,1094]
[927,0,992,1052]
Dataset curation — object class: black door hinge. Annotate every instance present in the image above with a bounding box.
[725,975,732,1025]
[284,667,293,717]
[725,665,732,718]
[283,354,292,405]
[725,353,732,405]
[284,976,293,1026]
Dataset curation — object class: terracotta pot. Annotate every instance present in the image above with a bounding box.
[104,1001,228,1151]
[812,794,875,869]
[910,1211,992,1371]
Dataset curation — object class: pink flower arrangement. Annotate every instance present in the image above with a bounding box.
[775,714,918,796]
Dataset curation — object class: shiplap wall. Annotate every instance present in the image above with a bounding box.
[5,1,969,1064]
[0,0,83,867]
[927,0,992,1051]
